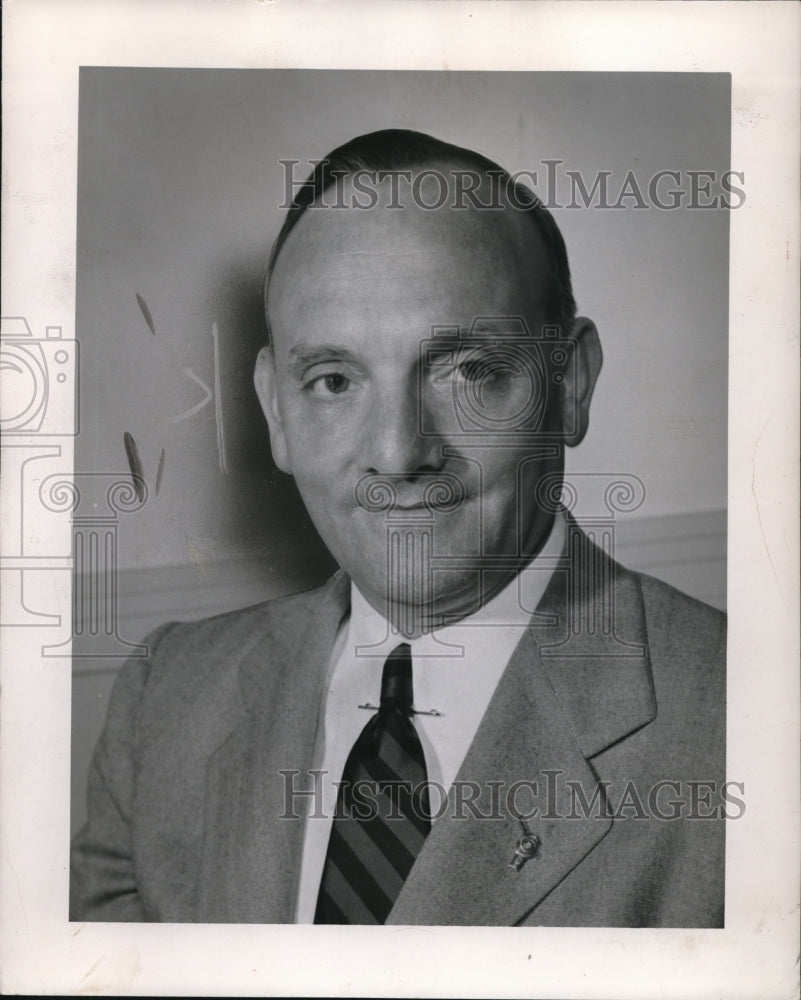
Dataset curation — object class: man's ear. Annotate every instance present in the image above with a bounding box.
[253,346,292,474]
[561,317,602,447]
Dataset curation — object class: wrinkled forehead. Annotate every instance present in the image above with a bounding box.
[268,168,552,339]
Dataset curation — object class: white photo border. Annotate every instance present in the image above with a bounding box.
[1,1,799,996]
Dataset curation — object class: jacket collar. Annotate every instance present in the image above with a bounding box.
[534,515,655,759]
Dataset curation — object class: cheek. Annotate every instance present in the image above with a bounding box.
[283,409,348,473]
[284,426,356,516]
[476,452,551,519]
[282,392,363,461]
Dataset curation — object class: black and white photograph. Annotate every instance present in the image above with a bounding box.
[1,2,798,996]
[68,68,731,928]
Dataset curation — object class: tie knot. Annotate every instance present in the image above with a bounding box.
[379,643,413,713]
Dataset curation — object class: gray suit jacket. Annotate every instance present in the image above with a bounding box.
[70,525,726,925]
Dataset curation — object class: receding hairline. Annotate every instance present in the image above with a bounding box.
[270,169,550,295]
[263,129,577,348]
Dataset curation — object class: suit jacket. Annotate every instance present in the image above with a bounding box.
[70,524,726,926]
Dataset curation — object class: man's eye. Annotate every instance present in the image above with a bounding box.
[456,357,516,386]
[307,372,351,395]
[457,359,486,382]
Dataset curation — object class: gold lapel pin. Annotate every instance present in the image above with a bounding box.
[509,819,541,872]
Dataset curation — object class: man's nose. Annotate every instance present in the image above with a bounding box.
[364,381,442,476]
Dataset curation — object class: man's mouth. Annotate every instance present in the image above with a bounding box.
[354,473,468,515]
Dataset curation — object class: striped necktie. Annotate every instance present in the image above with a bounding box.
[314,642,431,924]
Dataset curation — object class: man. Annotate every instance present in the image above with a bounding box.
[70,129,726,926]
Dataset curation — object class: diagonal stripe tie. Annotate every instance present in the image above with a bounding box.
[314,643,431,924]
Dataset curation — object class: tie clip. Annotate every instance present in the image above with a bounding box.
[357,702,443,717]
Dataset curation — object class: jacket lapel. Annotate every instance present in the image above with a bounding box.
[388,525,657,925]
[386,632,613,926]
[196,572,350,922]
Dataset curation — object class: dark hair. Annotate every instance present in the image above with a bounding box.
[263,129,576,345]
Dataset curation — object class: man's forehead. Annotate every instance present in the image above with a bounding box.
[270,171,549,310]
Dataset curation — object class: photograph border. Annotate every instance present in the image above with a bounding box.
[2,2,799,997]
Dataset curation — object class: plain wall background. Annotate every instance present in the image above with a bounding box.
[71,69,729,833]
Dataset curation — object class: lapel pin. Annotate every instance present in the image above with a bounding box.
[509,819,541,872]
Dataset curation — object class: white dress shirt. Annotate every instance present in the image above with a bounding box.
[293,509,566,922]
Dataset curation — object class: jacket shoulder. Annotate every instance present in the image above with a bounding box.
[632,569,726,775]
[101,575,343,826]
[634,569,726,656]
[155,578,332,656]
[139,575,340,702]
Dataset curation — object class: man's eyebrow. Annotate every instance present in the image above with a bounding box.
[286,343,362,375]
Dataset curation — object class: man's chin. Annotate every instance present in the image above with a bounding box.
[347,566,499,636]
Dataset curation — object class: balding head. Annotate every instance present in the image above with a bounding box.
[268,168,554,370]
[264,129,577,351]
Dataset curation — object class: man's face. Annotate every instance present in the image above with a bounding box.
[256,177,598,632]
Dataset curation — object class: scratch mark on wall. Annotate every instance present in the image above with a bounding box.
[155,447,166,496]
[212,322,228,475]
[123,432,146,502]
[135,293,156,336]
[161,326,227,475]
[166,369,212,423]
